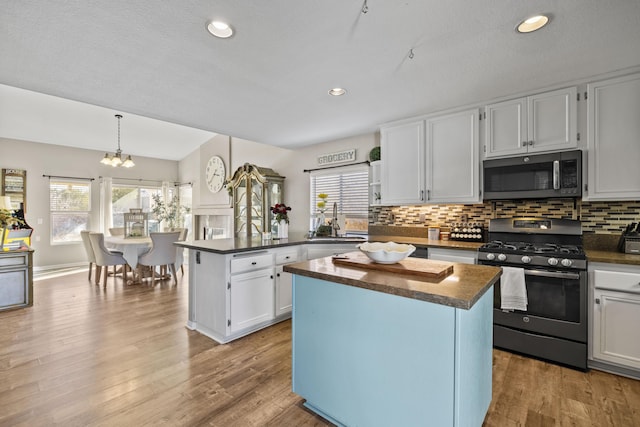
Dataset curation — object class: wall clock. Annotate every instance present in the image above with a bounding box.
[205,155,226,193]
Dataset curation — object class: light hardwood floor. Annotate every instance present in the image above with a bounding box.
[1,269,639,426]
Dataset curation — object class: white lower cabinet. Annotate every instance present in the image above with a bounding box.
[230,267,274,333]
[273,248,301,317]
[428,248,477,264]
[590,264,640,375]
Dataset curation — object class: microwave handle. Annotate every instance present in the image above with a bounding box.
[553,160,560,190]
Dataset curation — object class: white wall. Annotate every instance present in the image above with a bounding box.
[0,137,178,268]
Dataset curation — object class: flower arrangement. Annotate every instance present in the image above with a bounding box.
[0,208,22,229]
[151,194,191,230]
[317,193,328,212]
[271,203,291,224]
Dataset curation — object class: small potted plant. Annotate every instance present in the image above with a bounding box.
[151,194,190,231]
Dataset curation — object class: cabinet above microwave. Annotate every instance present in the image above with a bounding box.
[483,150,582,200]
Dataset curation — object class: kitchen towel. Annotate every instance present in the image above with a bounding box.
[500,266,528,311]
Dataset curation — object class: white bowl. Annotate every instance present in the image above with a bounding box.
[356,242,416,264]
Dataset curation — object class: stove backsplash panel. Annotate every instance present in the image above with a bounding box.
[369,199,640,235]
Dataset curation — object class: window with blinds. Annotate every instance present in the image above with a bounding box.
[309,165,369,233]
[49,180,91,244]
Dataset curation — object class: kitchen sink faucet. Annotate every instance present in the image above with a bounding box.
[330,202,340,237]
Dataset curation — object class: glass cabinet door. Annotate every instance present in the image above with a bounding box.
[234,176,248,235]
[250,176,263,235]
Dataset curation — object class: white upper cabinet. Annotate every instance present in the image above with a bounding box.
[485,87,577,158]
[380,120,425,205]
[585,73,640,200]
[380,109,480,205]
[426,109,480,203]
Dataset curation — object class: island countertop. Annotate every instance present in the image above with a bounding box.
[284,252,502,310]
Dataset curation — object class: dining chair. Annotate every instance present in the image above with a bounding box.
[109,227,125,237]
[138,231,181,284]
[89,232,129,287]
[80,230,98,281]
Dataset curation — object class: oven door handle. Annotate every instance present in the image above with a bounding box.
[523,269,581,280]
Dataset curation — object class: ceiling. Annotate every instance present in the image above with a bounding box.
[1,1,640,160]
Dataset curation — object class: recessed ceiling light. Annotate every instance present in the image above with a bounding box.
[207,20,234,38]
[328,88,347,96]
[517,15,549,33]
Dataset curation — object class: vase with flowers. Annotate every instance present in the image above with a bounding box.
[314,193,332,237]
[0,204,24,249]
[271,203,291,239]
[151,194,191,231]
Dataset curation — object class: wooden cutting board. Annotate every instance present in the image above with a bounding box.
[332,253,454,280]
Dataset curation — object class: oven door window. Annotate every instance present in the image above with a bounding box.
[494,272,581,323]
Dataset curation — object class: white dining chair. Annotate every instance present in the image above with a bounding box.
[138,231,181,284]
[80,230,98,281]
[89,232,129,287]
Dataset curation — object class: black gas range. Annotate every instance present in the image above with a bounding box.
[478,217,588,370]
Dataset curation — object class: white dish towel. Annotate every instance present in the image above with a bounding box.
[500,267,528,311]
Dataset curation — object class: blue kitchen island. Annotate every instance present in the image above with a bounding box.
[284,254,501,427]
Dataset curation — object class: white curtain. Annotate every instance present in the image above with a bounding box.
[99,176,113,233]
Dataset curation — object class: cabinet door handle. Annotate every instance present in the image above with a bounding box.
[270,275,274,279]
[595,298,600,304]
[420,190,424,201]
[196,251,201,264]
[277,273,280,277]
[251,261,257,265]
[529,140,534,146]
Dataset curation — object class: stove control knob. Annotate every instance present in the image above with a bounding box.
[497,253,507,261]
[561,258,573,267]
[486,253,496,261]
[548,257,559,266]
[521,256,532,264]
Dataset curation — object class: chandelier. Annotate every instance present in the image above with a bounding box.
[100,114,135,168]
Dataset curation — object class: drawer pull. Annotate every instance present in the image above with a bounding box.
[251,261,257,265]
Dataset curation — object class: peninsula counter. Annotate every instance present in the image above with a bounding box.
[284,254,502,427]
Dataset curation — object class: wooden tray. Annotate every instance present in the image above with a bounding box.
[332,253,454,280]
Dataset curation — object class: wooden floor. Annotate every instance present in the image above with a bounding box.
[1,270,639,426]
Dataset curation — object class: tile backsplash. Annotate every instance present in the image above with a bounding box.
[369,199,640,234]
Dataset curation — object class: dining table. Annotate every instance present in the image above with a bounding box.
[104,236,152,268]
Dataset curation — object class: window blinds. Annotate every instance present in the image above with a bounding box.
[310,166,369,218]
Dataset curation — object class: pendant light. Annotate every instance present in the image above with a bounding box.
[100,114,135,168]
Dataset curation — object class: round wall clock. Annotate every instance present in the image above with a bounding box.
[205,155,226,193]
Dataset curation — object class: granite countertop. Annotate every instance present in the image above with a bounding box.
[585,249,640,266]
[175,232,367,255]
[284,253,502,310]
[368,234,482,250]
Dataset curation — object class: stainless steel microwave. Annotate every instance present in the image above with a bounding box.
[483,150,582,200]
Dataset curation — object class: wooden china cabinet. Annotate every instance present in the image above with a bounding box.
[228,163,285,238]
